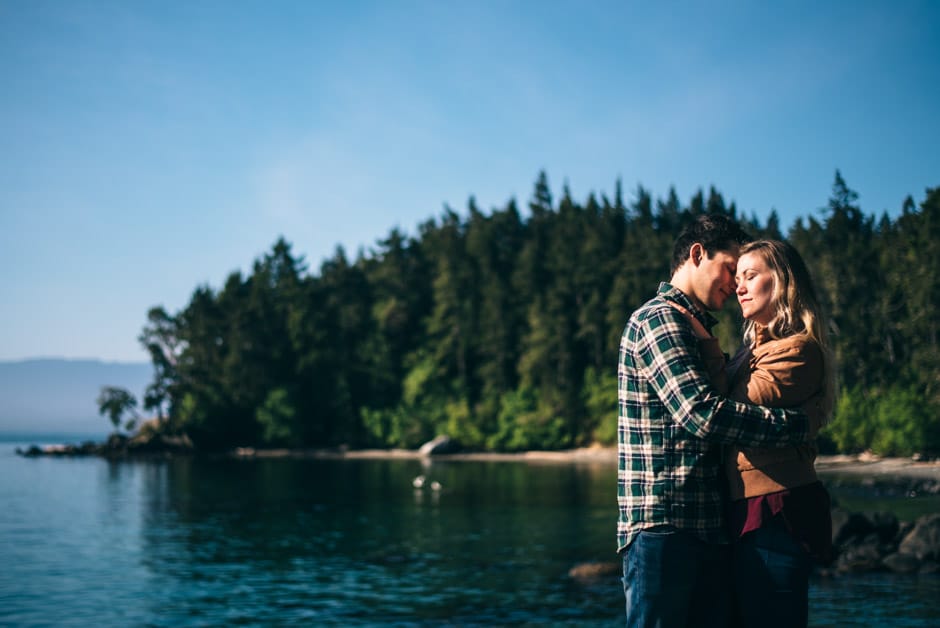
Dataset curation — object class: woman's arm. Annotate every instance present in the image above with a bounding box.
[737,339,825,433]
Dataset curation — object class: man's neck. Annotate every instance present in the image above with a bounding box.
[669,270,706,313]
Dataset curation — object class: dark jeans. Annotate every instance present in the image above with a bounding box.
[621,526,731,628]
[732,514,812,628]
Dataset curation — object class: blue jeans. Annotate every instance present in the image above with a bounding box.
[622,526,731,628]
[731,514,812,628]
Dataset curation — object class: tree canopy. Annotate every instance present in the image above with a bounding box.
[133,171,940,456]
[97,386,140,434]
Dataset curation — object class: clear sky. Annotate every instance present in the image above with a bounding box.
[1,0,938,363]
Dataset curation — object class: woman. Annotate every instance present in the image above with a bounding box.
[726,239,836,628]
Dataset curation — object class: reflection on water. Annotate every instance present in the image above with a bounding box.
[0,443,937,626]
[132,458,620,625]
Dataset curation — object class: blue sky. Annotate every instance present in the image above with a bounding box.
[1,0,938,363]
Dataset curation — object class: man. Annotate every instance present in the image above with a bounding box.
[617,214,814,627]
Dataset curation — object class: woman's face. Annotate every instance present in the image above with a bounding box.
[735,252,776,325]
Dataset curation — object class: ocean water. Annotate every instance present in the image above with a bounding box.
[1,437,938,627]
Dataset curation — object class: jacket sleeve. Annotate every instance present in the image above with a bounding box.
[634,306,810,447]
[736,340,825,434]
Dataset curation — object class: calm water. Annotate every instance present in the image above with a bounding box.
[1,438,938,627]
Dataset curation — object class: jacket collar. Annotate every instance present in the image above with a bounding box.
[753,324,773,347]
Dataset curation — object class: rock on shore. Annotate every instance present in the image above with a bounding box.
[828,509,940,575]
[570,509,940,583]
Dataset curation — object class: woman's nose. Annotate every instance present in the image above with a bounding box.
[735,282,745,295]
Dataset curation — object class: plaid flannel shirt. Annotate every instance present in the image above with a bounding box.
[617,282,810,552]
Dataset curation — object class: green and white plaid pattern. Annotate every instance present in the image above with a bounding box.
[617,283,809,552]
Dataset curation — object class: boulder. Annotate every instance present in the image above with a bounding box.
[832,508,874,547]
[897,513,940,562]
[882,552,921,574]
[833,533,887,573]
[895,520,915,546]
[866,511,899,545]
[568,561,620,582]
[830,510,904,574]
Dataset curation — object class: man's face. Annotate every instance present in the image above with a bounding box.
[691,245,739,312]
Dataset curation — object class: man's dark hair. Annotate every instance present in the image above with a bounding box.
[670,214,752,274]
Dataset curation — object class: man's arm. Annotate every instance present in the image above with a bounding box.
[634,305,810,447]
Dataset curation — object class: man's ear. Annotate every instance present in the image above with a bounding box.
[689,243,705,266]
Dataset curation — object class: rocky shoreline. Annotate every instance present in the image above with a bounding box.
[15,432,195,459]
[15,436,940,486]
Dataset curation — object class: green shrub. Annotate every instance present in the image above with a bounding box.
[582,367,618,446]
[360,354,446,448]
[361,403,437,449]
[256,387,299,447]
[869,386,939,456]
[487,386,570,451]
[823,385,940,456]
[823,386,872,453]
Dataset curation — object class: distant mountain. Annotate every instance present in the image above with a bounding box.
[0,359,153,437]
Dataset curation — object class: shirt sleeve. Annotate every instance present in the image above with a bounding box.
[697,336,728,395]
[634,305,810,448]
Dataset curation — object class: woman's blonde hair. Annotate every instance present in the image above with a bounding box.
[739,239,836,419]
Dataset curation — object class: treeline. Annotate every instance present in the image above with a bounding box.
[134,171,940,455]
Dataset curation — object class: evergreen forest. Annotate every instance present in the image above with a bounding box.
[131,171,940,456]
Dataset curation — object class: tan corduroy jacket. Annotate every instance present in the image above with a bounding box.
[725,326,825,500]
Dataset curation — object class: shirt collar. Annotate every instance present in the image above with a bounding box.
[657,282,719,332]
